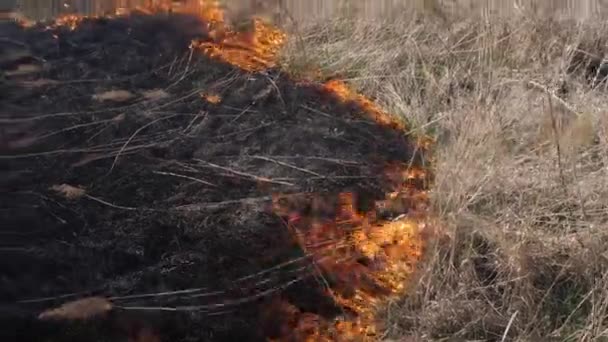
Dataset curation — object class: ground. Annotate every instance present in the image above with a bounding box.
[3,1,608,342]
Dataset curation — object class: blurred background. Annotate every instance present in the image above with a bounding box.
[2,0,608,23]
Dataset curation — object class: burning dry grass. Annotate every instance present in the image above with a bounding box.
[1,4,431,342]
[3,1,608,341]
[277,2,608,341]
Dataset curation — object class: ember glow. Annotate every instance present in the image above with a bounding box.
[271,172,429,340]
[48,14,90,30]
[44,1,433,340]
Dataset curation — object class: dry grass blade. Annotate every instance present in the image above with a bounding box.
[38,297,113,321]
[116,272,313,313]
[152,170,217,187]
[92,90,135,102]
[18,79,60,88]
[196,160,295,187]
[5,64,42,76]
[250,155,325,177]
[108,114,179,173]
[141,89,171,101]
[109,287,222,302]
[50,184,86,200]
[174,195,274,211]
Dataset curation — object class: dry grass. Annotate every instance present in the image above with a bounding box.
[275,2,608,341]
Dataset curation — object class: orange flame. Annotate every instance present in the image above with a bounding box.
[323,80,407,131]
[49,14,91,30]
[193,18,286,72]
[42,2,434,340]
[190,0,287,72]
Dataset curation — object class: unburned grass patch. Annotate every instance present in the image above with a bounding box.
[280,3,608,341]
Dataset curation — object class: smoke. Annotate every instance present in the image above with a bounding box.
[220,0,285,26]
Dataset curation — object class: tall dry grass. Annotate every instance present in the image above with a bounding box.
[276,2,608,341]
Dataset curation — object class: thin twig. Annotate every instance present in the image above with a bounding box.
[211,122,273,140]
[299,104,336,120]
[71,149,142,167]
[501,311,519,342]
[0,142,159,159]
[546,91,574,224]
[257,155,361,166]
[174,196,274,211]
[183,111,207,136]
[33,118,117,141]
[18,290,99,304]
[528,80,579,117]
[115,273,312,312]
[250,155,325,177]
[290,224,342,316]
[274,175,371,181]
[84,194,152,211]
[109,288,223,302]
[260,72,287,113]
[227,104,253,125]
[109,114,179,173]
[165,48,195,91]
[152,171,216,187]
[235,254,314,283]
[195,160,295,186]
[0,100,149,124]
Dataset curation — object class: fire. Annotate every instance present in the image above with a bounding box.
[140,0,287,72]
[49,14,91,30]
[193,18,286,72]
[270,158,430,341]
[50,1,285,72]
[41,2,434,340]
[323,80,407,132]
[189,0,286,72]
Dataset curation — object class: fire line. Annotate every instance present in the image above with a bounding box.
[43,1,434,340]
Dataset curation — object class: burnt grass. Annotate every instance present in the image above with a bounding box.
[0,13,424,342]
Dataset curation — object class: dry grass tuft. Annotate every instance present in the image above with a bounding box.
[38,297,113,321]
[278,1,608,340]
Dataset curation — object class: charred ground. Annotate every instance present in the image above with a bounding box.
[1,12,426,342]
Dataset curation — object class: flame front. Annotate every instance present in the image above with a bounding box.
[271,173,428,340]
[172,0,287,72]
[46,2,433,340]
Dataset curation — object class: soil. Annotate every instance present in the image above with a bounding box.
[0,12,425,342]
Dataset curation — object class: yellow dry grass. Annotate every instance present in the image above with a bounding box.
[274,1,608,341]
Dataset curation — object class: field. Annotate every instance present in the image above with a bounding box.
[2,1,608,341]
[286,2,608,341]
